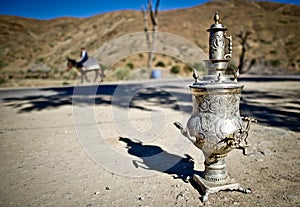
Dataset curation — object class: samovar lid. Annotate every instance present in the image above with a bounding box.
[190,11,243,90]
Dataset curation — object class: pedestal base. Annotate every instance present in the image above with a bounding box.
[193,174,251,203]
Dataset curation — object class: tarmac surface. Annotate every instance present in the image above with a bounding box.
[0,77,299,207]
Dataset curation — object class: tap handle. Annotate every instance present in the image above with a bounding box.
[224,33,232,60]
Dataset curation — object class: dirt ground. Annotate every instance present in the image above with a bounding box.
[0,78,299,207]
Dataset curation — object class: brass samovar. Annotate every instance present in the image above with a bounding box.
[175,12,256,202]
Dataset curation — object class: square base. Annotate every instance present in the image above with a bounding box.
[193,174,251,202]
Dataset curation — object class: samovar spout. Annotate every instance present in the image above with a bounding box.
[173,121,196,144]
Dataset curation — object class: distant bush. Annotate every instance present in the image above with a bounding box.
[170,65,180,74]
[0,77,6,85]
[114,66,131,80]
[35,58,44,63]
[155,61,165,67]
[260,39,272,45]
[269,59,281,67]
[126,62,134,69]
[0,60,8,69]
[183,65,193,73]
[279,19,288,24]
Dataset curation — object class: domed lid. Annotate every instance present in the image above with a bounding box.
[207,12,227,32]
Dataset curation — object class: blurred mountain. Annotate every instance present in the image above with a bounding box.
[0,0,299,78]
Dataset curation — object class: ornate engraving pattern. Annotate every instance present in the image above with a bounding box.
[209,31,225,60]
[188,93,243,151]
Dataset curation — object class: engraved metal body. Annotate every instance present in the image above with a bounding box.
[174,12,256,203]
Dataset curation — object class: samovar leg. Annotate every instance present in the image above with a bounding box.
[193,174,252,203]
[202,191,210,203]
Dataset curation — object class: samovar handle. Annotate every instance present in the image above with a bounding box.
[224,33,232,59]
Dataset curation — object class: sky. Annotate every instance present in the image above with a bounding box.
[0,0,299,20]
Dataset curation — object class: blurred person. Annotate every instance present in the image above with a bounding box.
[77,47,89,67]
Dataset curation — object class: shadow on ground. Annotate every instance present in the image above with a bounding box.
[1,79,299,132]
[1,84,190,113]
[241,89,300,132]
[119,137,200,181]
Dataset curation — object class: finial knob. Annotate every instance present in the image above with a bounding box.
[192,68,199,83]
[214,11,220,24]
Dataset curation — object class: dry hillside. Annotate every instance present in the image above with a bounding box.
[0,0,299,85]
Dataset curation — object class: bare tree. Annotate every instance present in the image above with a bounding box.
[236,31,256,73]
[142,0,160,74]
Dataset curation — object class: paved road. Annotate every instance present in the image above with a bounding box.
[1,76,299,132]
[1,75,299,100]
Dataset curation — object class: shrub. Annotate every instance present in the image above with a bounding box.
[260,39,272,45]
[35,57,44,63]
[0,77,6,85]
[279,19,288,24]
[269,59,281,67]
[126,62,134,69]
[0,60,8,69]
[155,61,165,67]
[183,65,193,73]
[170,65,180,74]
[114,66,131,80]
